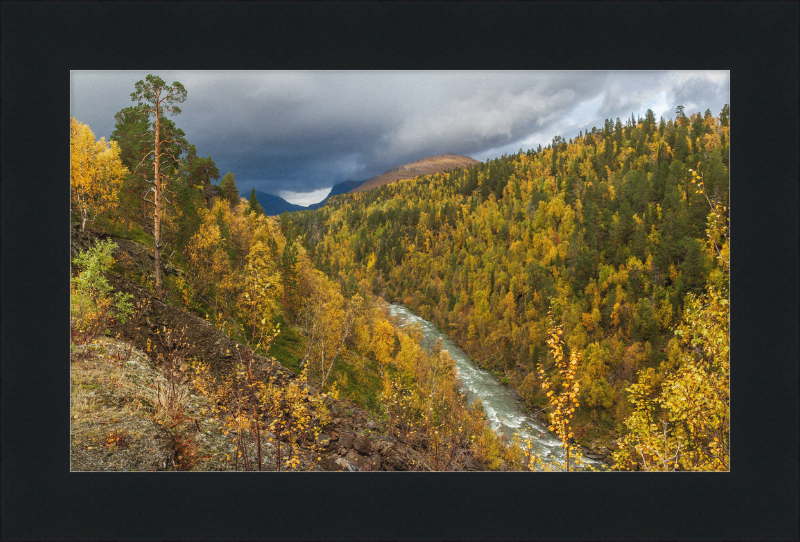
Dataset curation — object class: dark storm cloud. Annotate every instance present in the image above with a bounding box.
[71,71,729,204]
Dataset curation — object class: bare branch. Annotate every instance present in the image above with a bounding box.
[132,150,156,173]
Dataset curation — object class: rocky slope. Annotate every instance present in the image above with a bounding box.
[350,154,480,193]
[70,226,483,471]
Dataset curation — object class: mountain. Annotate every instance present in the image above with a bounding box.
[306,180,365,210]
[349,153,480,193]
[251,180,367,215]
[252,190,308,216]
[249,153,481,215]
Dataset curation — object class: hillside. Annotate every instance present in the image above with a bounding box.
[293,109,730,470]
[350,153,480,193]
[70,212,517,471]
[71,84,729,472]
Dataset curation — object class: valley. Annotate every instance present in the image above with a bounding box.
[69,73,729,472]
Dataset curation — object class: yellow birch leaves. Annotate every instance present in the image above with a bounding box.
[70,118,128,231]
[538,311,587,471]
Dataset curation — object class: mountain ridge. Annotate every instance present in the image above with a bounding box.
[350,153,480,193]
[249,153,481,215]
[250,180,366,216]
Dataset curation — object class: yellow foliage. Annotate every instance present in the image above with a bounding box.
[71,118,128,231]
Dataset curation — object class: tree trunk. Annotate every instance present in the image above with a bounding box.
[154,101,163,299]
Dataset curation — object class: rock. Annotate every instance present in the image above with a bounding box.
[335,457,359,471]
[338,431,354,449]
[353,434,371,455]
[380,442,422,471]
[344,450,370,471]
[317,455,342,471]
[369,453,381,471]
[317,433,332,449]
[330,431,339,441]
[464,457,480,471]
[366,420,378,430]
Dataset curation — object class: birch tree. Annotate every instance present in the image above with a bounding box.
[70,118,127,231]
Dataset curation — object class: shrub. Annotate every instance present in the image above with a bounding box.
[71,240,133,346]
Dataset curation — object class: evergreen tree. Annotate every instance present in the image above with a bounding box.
[720,104,730,127]
[280,236,300,321]
[247,187,265,216]
[129,74,188,298]
[219,172,239,206]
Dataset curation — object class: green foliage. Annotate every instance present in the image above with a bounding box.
[247,188,265,216]
[219,172,239,206]
[280,236,301,321]
[71,240,134,340]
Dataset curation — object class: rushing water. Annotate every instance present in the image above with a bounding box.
[387,303,602,470]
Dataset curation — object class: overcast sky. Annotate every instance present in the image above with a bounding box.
[71,71,729,206]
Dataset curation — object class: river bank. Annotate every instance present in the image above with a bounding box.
[386,303,610,469]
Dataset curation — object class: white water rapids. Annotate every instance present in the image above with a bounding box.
[387,304,603,471]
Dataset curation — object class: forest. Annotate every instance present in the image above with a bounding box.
[292,105,730,470]
[70,74,729,471]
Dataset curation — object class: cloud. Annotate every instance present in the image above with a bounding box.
[278,187,332,206]
[70,70,729,196]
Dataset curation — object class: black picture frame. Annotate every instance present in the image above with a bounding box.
[2,2,797,540]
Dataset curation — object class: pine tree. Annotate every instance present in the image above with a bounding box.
[129,74,188,298]
[247,188,265,216]
[280,235,300,321]
[220,172,239,206]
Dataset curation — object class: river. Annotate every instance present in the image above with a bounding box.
[387,303,602,471]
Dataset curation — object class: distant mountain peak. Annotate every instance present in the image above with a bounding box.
[350,154,480,193]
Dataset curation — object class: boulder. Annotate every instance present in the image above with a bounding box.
[344,450,370,470]
[316,433,332,449]
[374,440,394,455]
[369,453,381,471]
[335,457,359,471]
[353,434,371,455]
[338,431,354,449]
[381,442,425,471]
[318,454,346,471]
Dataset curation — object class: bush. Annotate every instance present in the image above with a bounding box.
[71,240,134,345]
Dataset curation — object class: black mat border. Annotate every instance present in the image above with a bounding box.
[2,2,798,540]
